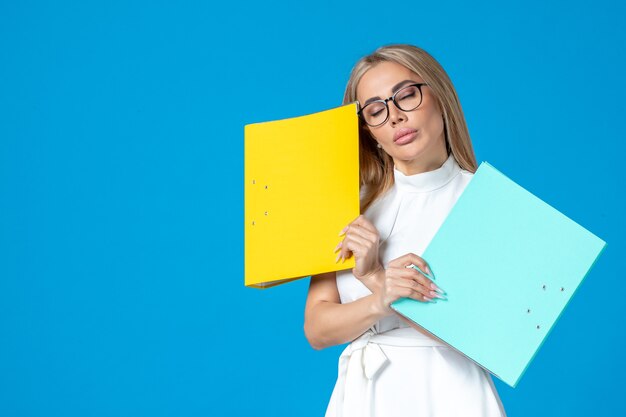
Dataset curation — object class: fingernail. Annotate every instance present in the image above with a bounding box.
[335,253,341,263]
[430,291,447,300]
[334,241,342,252]
[339,226,347,236]
[423,296,432,302]
[412,265,433,280]
[341,256,346,263]
[430,283,446,295]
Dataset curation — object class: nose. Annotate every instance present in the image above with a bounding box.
[388,101,406,125]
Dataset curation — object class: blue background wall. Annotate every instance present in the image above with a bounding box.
[1,1,624,416]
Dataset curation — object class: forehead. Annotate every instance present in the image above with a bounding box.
[357,61,423,101]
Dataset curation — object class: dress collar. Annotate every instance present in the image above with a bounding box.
[393,153,460,193]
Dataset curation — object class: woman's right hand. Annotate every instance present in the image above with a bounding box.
[375,253,445,315]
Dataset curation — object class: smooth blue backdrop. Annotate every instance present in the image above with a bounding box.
[1,1,624,416]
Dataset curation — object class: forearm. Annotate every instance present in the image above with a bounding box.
[305,293,389,350]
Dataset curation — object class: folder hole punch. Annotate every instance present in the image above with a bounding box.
[264,211,268,216]
[536,325,541,330]
[560,287,565,292]
[252,179,256,184]
[252,221,255,226]
[265,185,268,189]
[542,284,546,290]
[527,308,531,314]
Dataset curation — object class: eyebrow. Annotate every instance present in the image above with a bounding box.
[363,79,417,106]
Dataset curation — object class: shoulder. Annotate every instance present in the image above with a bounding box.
[456,167,474,189]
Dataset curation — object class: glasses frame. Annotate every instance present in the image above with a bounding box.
[356,83,428,127]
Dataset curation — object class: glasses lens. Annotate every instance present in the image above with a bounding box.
[395,85,422,111]
[362,102,387,126]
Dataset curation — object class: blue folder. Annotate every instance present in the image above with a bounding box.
[391,162,606,387]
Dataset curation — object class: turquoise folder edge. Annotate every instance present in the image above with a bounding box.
[390,161,607,388]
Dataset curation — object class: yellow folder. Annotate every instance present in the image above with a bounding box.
[244,103,360,288]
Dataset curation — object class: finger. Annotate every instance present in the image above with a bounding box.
[334,237,347,262]
[389,253,432,276]
[344,224,378,246]
[339,234,370,261]
[335,224,371,256]
[404,253,429,272]
[335,238,349,263]
[406,264,435,282]
[350,215,380,236]
[390,283,434,303]
[388,253,418,269]
[334,237,348,260]
[335,236,360,263]
[392,267,434,288]
[390,275,434,301]
[394,267,445,296]
[384,268,439,299]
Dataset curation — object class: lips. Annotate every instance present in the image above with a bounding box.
[394,128,418,142]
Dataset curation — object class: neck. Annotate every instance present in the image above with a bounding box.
[394,144,449,176]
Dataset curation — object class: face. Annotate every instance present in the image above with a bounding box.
[356,61,448,174]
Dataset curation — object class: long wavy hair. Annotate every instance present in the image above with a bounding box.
[343,44,477,214]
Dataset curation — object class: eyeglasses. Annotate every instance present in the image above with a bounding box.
[357,83,428,127]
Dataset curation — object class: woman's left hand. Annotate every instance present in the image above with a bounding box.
[335,215,384,282]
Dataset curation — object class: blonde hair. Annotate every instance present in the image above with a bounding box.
[343,44,478,213]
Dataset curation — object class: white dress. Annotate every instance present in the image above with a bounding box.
[325,153,507,417]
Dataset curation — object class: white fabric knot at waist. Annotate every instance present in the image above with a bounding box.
[332,327,448,417]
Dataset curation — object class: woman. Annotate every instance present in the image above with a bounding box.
[304,44,507,417]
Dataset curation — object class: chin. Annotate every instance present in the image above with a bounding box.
[398,142,428,156]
